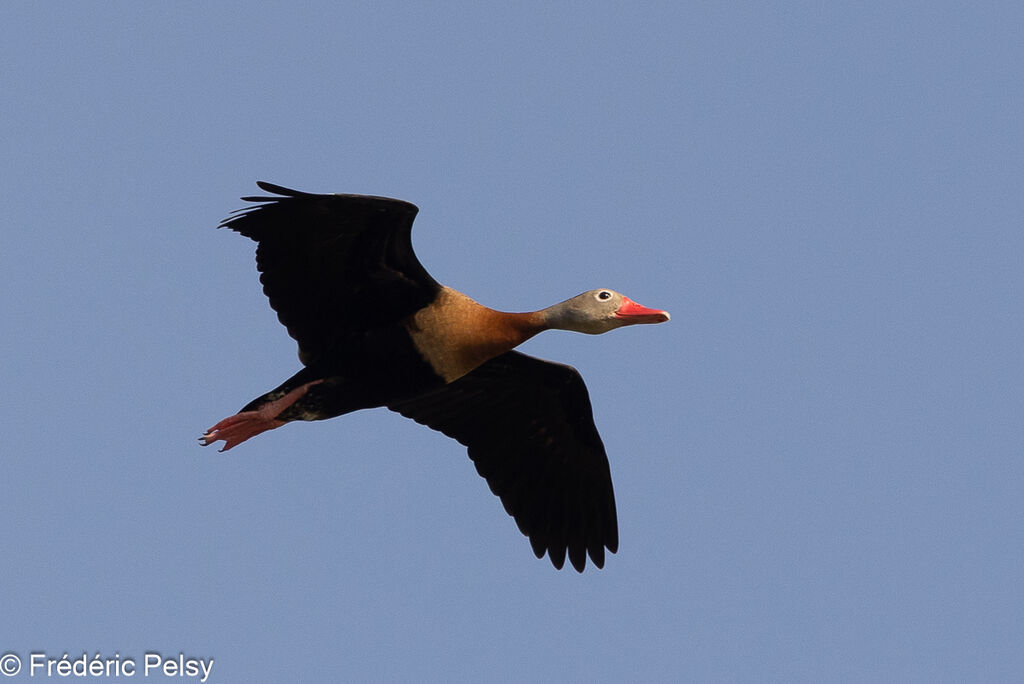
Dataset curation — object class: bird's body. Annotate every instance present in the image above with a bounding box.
[201,182,668,572]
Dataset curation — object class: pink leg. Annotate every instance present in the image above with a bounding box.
[199,379,324,452]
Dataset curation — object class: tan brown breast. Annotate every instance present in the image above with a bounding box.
[404,286,544,383]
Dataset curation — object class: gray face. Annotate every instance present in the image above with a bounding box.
[547,289,628,334]
[544,288,669,334]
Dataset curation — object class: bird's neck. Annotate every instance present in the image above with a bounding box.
[406,287,546,382]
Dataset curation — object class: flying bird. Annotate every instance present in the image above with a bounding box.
[200,182,669,571]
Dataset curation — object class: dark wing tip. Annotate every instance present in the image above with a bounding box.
[235,181,419,213]
[537,536,615,572]
[235,181,312,204]
[548,544,567,571]
[219,182,421,237]
[254,180,306,196]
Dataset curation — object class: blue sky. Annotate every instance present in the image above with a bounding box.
[2,2,1022,682]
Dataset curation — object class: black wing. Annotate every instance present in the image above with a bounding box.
[219,182,440,365]
[388,351,619,572]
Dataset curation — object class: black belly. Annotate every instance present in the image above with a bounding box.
[258,326,446,422]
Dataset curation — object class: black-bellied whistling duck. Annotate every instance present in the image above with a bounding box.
[200,182,669,572]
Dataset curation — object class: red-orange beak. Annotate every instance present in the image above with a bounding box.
[614,296,670,324]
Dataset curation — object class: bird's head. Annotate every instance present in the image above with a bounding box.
[543,289,670,334]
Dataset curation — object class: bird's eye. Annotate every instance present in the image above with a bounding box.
[597,290,612,301]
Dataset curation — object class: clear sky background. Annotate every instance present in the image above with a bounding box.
[2,2,1022,682]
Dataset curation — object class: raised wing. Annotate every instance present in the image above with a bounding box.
[389,351,618,572]
[219,181,440,364]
